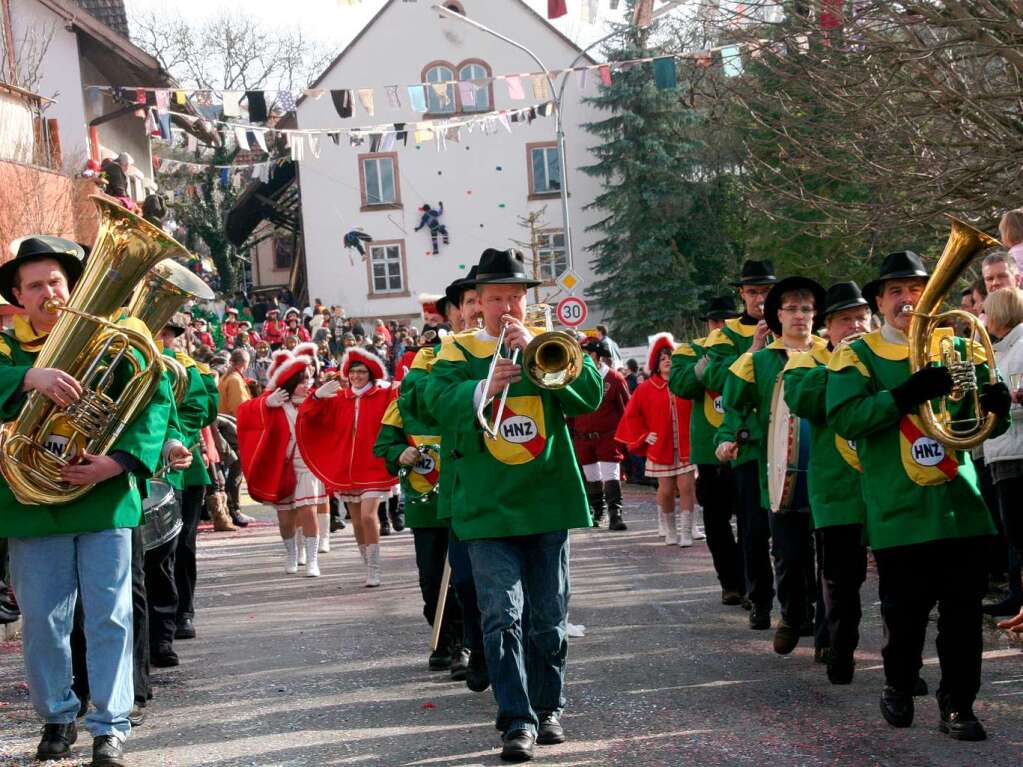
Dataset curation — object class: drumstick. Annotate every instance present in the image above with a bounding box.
[431,558,452,652]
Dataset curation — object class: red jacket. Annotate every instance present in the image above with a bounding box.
[262,319,286,345]
[297,382,396,494]
[236,394,296,504]
[568,367,629,436]
[615,374,692,464]
[222,321,240,347]
[286,325,311,343]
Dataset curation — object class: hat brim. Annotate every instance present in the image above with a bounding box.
[0,252,84,307]
[862,270,929,312]
[730,276,779,287]
[164,323,187,337]
[474,276,542,288]
[700,309,742,321]
[763,276,826,336]
[824,297,870,317]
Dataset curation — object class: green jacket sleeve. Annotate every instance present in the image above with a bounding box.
[783,365,827,426]
[551,354,603,417]
[177,368,210,436]
[374,422,410,476]
[201,373,219,427]
[669,343,704,400]
[423,349,486,436]
[701,331,739,396]
[0,356,29,420]
[825,353,901,440]
[716,356,758,447]
[111,364,174,475]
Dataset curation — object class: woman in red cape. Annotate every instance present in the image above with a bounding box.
[298,347,395,587]
[615,333,697,547]
[236,343,328,576]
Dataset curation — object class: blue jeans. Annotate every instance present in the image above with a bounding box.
[468,530,570,736]
[9,528,134,741]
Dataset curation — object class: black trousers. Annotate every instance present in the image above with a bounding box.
[175,485,205,622]
[412,527,462,648]
[769,510,815,627]
[145,519,180,652]
[735,461,774,608]
[874,536,989,706]
[448,529,484,654]
[72,526,150,707]
[695,463,744,593]
[225,461,243,514]
[817,523,867,659]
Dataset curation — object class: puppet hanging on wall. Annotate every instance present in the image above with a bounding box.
[343,229,374,257]
[414,202,449,255]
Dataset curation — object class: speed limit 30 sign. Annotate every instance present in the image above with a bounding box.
[556,296,588,328]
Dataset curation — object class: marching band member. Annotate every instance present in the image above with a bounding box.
[423,249,602,762]
[670,296,746,604]
[782,282,871,681]
[569,337,631,530]
[0,238,172,767]
[699,260,777,629]
[298,348,396,587]
[826,252,1010,740]
[616,334,695,545]
[716,277,827,655]
[237,346,325,577]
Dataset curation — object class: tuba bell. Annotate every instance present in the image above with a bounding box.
[127,258,214,403]
[0,196,192,505]
[906,216,1001,451]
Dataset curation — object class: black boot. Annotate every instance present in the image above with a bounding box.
[377,505,391,536]
[388,494,406,533]
[585,481,606,527]
[605,479,627,530]
[938,695,987,741]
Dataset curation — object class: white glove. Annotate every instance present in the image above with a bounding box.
[399,446,421,467]
[315,379,342,399]
[266,388,289,408]
[694,355,710,380]
[645,432,658,445]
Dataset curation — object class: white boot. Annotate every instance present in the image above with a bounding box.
[663,511,678,545]
[318,512,330,553]
[692,506,706,541]
[296,530,307,565]
[658,513,667,538]
[283,537,299,574]
[304,536,320,577]
[678,510,694,548]
[365,543,381,587]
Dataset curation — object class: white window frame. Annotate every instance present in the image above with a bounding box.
[362,156,397,206]
[530,145,562,196]
[537,230,568,282]
[368,243,406,295]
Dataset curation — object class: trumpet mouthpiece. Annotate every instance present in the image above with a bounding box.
[900,304,913,314]
[43,298,63,314]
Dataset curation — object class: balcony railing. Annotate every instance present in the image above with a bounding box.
[0,82,61,171]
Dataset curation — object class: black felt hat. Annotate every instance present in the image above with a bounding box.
[763,276,826,335]
[731,259,778,287]
[823,281,869,317]
[474,249,540,288]
[700,295,741,321]
[445,265,479,306]
[862,251,929,311]
[581,336,611,358]
[0,236,85,307]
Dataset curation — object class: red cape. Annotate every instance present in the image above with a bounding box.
[236,394,296,504]
[615,375,691,463]
[297,383,396,494]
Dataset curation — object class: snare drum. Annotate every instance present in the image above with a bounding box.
[766,377,805,512]
[142,479,183,552]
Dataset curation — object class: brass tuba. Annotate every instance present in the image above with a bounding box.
[906,216,1001,451]
[127,258,214,403]
[0,196,191,505]
[477,304,584,439]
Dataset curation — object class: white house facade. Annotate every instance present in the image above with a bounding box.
[296,0,607,324]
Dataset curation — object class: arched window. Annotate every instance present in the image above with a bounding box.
[458,61,491,112]
[423,64,456,114]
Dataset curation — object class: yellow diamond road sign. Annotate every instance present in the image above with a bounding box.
[557,269,583,294]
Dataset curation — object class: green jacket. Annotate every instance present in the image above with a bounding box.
[164,349,218,488]
[373,397,443,529]
[783,350,866,530]
[0,315,172,538]
[719,336,829,509]
[702,317,771,466]
[670,336,725,466]
[825,327,1002,550]
[423,329,603,540]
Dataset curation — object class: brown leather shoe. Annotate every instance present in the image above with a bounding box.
[772,620,800,654]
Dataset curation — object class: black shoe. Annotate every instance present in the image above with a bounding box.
[608,514,627,531]
[388,503,406,533]
[228,510,250,528]
[740,597,753,611]
[0,602,19,624]
[450,646,469,681]
[912,677,928,697]
[466,650,490,692]
[174,618,195,640]
[813,646,831,665]
[151,642,179,668]
[536,712,565,745]
[773,621,800,655]
[37,721,77,761]
[938,704,987,741]
[428,647,452,670]
[500,729,535,762]
[128,704,146,727]
[982,595,1023,617]
[329,515,344,532]
[827,654,855,685]
[749,604,771,630]
[880,686,914,728]
[721,589,743,606]
[91,734,126,767]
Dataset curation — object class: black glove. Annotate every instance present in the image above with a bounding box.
[890,365,953,414]
[979,381,1012,417]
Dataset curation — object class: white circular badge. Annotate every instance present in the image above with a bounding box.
[910,437,945,466]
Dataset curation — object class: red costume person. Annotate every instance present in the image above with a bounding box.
[262,308,286,348]
[616,333,696,546]
[222,307,241,348]
[284,309,311,343]
[568,337,631,529]
[192,319,214,349]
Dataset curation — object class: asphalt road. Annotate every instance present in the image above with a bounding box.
[1,484,1022,766]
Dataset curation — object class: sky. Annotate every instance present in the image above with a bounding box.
[124,0,632,58]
